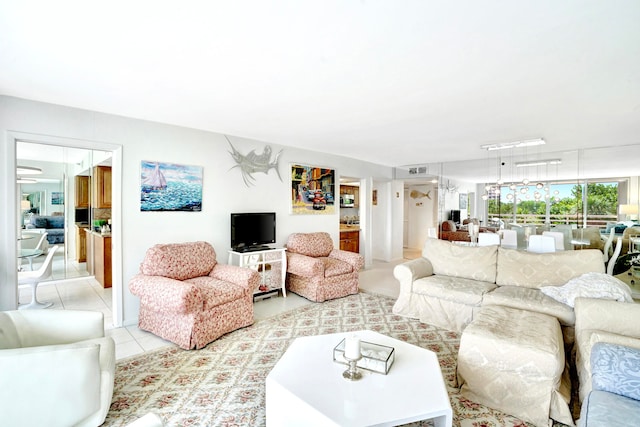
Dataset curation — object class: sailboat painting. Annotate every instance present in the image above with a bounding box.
[140,161,203,212]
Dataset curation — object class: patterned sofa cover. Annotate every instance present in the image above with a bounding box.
[392,238,605,344]
[129,241,260,350]
[25,215,64,244]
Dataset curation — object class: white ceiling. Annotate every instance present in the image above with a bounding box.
[2,1,640,172]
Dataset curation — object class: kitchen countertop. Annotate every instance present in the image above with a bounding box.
[340,225,361,232]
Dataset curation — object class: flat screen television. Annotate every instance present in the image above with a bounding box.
[449,209,461,224]
[231,212,276,252]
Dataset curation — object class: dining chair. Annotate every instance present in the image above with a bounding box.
[499,229,518,249]
[18,245,57,309]
[527,235,556,253]
[602,228,616,262]
[606,236,623,275]
[19,231,49,268]
[478,232,501,246]
[542,231,565,251]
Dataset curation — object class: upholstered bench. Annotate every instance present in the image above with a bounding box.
[457,305,573,427]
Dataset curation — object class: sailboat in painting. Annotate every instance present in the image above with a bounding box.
[142,162,167,192]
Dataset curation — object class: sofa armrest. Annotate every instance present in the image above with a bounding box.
[575,298,640,338]
[4,310,105,348]
[0,342,103,426]
[286,252,324,277]
[329,249,364,271]
[210,264,260,292]
[393,258,434,294]
[128,274,203,314]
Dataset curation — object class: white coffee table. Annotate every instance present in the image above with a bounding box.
[266,330,452,427]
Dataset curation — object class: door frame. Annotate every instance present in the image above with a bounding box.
[2,131,124,326]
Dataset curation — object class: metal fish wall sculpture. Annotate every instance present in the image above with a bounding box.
[410,189,431,200]
[226,136,283,187]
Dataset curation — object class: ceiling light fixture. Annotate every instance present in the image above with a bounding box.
[480,138,545,151]
[515,159,562,168]
[16,165,43,175]
[17,178,37,184]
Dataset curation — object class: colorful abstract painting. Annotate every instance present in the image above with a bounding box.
[291,164,335,215]
[140,161,203,212]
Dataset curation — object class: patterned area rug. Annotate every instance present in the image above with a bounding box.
[105,293,562,426]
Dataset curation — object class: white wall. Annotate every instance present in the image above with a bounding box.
[0,96,394,323]
[406,183,437,250]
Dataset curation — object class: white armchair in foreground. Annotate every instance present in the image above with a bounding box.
[0,309,115,427]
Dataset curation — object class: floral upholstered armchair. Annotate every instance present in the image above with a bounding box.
[129,241,260,350]
[285,232,364,302]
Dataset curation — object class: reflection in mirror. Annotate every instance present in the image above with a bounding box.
[396,144,640,240]
[17,141,111,282]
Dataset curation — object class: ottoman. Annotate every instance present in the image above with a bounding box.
[457,305,573,427]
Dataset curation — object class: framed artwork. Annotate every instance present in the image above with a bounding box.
[140,160,203,212]
[51,191,63,205]
[459,193,468,210]
[372,189,378,206]
[291,163,336,215]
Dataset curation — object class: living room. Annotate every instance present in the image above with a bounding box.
[2,2,640,426]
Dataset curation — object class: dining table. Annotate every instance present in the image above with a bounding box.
[18,248,43,271]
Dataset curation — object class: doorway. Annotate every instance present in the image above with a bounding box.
[11,131,124,327]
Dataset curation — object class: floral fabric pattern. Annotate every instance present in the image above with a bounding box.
[129,241,258,349]
[285,232,364,302]
[139,241,217,280]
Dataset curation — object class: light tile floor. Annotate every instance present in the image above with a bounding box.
[21,246,419,360]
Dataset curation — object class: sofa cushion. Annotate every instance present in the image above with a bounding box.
[423,238,498,283]
[46,216,64,229]
[33,217,48,228]
[482,285,575,326]
[496,247,604,288]
[286,232,333,257]
[580,390,640,427]
[185,276,247,307]
[591,342,640,401]
[413,275,496,305]
[322,257,353,277]
[140,241,217,280]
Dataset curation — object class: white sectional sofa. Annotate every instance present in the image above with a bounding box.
[393,238,606,343]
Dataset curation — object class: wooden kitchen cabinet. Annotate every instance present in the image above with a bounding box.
[92,166,112,208]
[75,225,89,262]
[74,175,90,208]
[93,231,112,288]
[340,185,360,208]
[340,229,360,253]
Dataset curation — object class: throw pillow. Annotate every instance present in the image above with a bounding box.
[540,272,633,307]
[591,342,640,401]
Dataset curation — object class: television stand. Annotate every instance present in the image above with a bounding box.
[235,245,272,253]
[228,247,287,299]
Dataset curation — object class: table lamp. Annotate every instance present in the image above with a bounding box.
[620,204,639,221]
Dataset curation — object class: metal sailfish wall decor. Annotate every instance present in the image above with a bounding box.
[226,136,283,187]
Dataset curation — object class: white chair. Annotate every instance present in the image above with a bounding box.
[478,232,501,246]
[18,245,57,309]
[542,231,565,251]
[602,228,616,262]
[528,235,556,253]
[0,309,115,427]
[499,229,518,249]
[19,231,49,270]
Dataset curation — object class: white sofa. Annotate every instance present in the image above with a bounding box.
[0,309,115,427]
[393,238,605,342]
